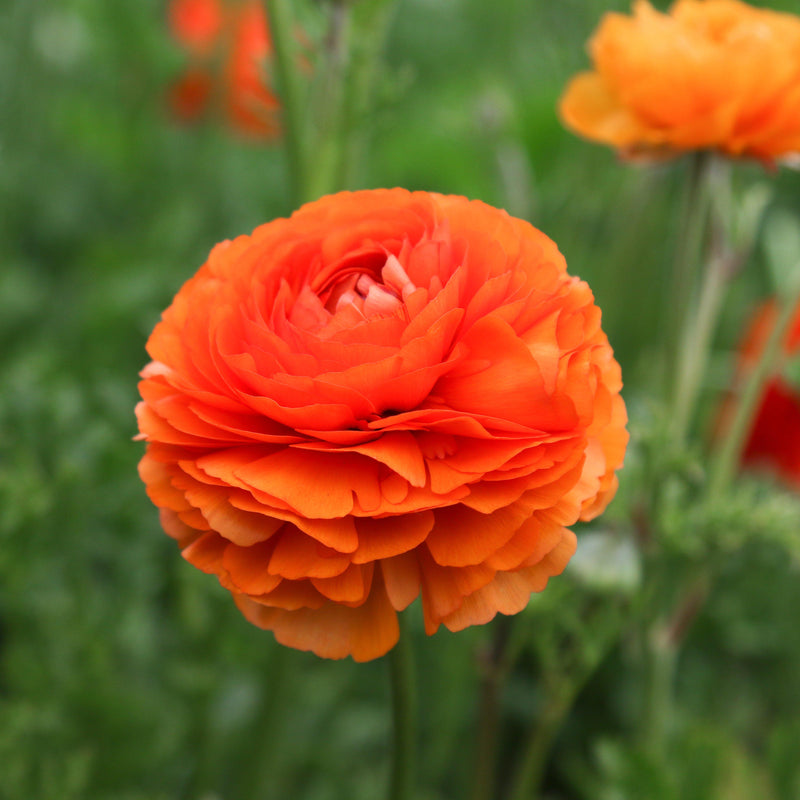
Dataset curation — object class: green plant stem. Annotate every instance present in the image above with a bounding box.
[707,270,800,500]
[507,689,573,800]
[388,613,417,800]
[506,612,622,800]
[507,656,608,800]
[641,619,677,758]
[665,152,713,395]
[240,646,290,800]
[641,570,710,758]
[339,0,397,187]
[471,678,501,800]
[305,0,353,200]
[670,157,732,444]
[470,617,513,800]
[671,243,730,443]
[266,0,396,203]
[264,0,309,205]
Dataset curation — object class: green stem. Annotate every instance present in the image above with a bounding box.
[305,0,353,200]
[664,152,713,394]
[671,244,730,443]
[507,617,622,800]
[264,0,308,205]
[470,617,513,800]
[240,646,290,800]
[339,0,398,188]
[507,690,573,800]
[388,613,417,800]
[471,678,501,800]
[507,662,607,800]
[641,620,677,758]
[641,570,709,758]
[670,157,732,444]
[707,270,800,500]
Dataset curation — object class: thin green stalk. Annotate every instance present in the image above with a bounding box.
[642,158,737,765]
[506,651,612,800]
[266,0,395,202]
[471,677,501,800]
[670,157,733,444]
[264,0,309,205]
[339,0,398,188]
[471,612,556,800]
[470,617,513,800]
[641,620,677,758]
[664,152,713,393]
[506,610,623,800]
[240,646,290,800]
[388,613,417,800]
[707,270,800,499]
[640,570,710,758]
[507,691,573,800]
[305,0,353,200]
[671,244,730,443]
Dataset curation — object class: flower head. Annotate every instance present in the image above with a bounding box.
[167,0,280,139]
[136,190,628,661]
[731,299,800,485]
[169,0,223,57]
[559,0,800,163]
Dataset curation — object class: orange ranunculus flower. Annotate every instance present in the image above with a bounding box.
[559,0,800,163]
[728,299,800,485]
[167,0,280,138]
[136,190,628,661]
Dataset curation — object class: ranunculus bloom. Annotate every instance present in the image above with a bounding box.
[167,0,280,138]
[136,190,628,661]
[729,299,800,486]
[559,0,800,163]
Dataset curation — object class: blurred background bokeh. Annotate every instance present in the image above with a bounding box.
[2,0,800,797]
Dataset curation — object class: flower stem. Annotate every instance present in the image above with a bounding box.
[305,0,353,200]
[665,152,713,397]
[707,269,800,500]
[470,617,513,800]
[388,612,417,800]
[641,618,677,758]
[641,571,709,758]
[266,0,396,204]
[339,0,397,187]
[506,614,621,800]
[240,645,290,800]
[507,690,572,800]
[670,156,732,444]
[507,663,604,800]
[264,0,309,205]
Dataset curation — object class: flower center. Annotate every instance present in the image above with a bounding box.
[326,254,417,317]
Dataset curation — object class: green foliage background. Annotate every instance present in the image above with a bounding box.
[2,0,800,798]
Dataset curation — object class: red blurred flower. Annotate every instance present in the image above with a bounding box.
[224,1,279,136]
[136,190,628,661]
[169,0,222,56]
[731,299,800,486]
[167,0,280,139]
[169,67,214,121]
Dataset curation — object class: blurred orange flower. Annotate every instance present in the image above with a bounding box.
[168,0,280,139]
[559,0,800,163]
[730,299,800,486]
[136,189,628,661]
[169,0,222,56]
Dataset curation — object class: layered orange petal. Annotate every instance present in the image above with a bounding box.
[137,190,627,660]
[559,0,800,162]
